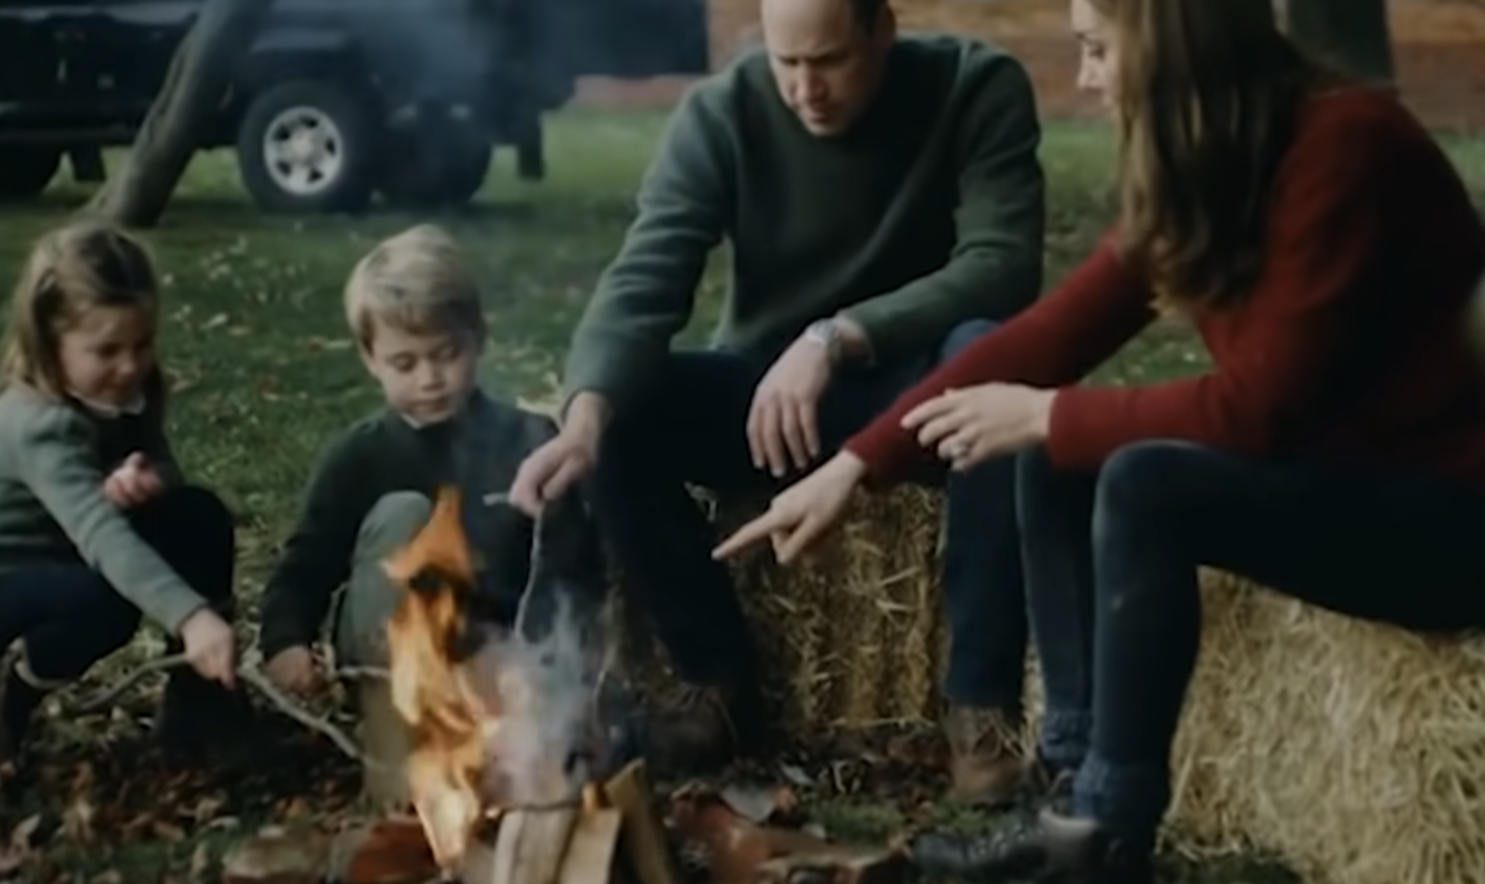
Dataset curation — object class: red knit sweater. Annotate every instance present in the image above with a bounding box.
[844,87,1485,488]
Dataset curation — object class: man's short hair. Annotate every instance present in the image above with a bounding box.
[851,0,888,29]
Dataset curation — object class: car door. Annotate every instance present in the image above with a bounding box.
[0,0,71,128]
[48,0,198,132]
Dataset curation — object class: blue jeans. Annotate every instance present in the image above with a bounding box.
[589,320,1027,712]
[0,486,237,683]
[1020,440,1485,852]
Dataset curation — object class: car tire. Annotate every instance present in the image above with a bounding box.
[0,147,61,200]
[235,80,379,214]
[377,119,490,210]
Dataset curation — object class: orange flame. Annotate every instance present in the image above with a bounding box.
[383,486,493,870]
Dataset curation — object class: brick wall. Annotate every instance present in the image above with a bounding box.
[576,0,1485,132]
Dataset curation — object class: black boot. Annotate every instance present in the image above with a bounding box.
[0,648,48,775]
[1038,809,1155,884]
[155,667,263,769]
[908,762,1073,882]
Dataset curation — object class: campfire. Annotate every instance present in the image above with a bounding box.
[217,485,910,884]
[372,486,673,884]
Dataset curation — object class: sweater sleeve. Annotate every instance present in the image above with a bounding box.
[1044,110,1397,469]
[139,401,185,488]
[839,53,1046,362]
[257,431,365,658]
[843,239,1156,483]
[561,85,732,412]
[13,405,208,633]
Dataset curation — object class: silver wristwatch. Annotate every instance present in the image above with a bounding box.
[803,318,844,364]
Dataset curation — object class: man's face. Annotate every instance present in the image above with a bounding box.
[761,0,894,137]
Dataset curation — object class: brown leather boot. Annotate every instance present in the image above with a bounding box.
[943,704,1027,807]
[641,680,765,777]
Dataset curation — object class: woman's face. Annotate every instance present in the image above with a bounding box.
[1071,0,1118,114]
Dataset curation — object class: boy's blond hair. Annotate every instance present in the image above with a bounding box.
[344,224,486,351]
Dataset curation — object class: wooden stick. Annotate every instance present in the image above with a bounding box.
[75,652,387,712]
[604,762,681,884]
[498,806,582,884]
[74,653,385,768]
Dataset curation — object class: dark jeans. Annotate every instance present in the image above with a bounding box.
[0,486,237,683]
[590,320,1028,711]
[1020,440,1485,851]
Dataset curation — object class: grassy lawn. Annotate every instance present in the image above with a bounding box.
[0,108,1482,882]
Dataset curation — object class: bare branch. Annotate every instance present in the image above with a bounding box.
[236,666,384,769]
[76,654,387,713]
[74,654,391,770]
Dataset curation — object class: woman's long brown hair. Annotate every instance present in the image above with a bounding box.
[1095,0,1331,312]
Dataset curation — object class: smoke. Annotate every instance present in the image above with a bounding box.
[462,584,631,809]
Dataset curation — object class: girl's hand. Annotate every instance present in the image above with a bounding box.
[712,452,866,565]
[179,607,237,688]
[902,383,1056,470]
[103,452,165,508]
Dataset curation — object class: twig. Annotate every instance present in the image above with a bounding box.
[77,654,388,713]
[74,654,390,769]
[236,666,383,769]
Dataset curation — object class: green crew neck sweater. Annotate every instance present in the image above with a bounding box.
[0,384,203,634]
[256,390,604,659]
[563,32,1045,409]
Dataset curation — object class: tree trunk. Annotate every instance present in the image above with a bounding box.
[86,0,276,227]
[1285,0,1395,85]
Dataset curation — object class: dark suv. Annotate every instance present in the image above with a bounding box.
[0,0,709,213]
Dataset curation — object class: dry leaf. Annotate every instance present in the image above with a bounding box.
[188,842,211,883]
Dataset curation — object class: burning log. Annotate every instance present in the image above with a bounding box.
[328,761,678,884]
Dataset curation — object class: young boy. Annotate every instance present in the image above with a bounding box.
[256,224,608,804]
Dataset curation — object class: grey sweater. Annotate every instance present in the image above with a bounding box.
[563,32,1046,410]
[0,384,206,633]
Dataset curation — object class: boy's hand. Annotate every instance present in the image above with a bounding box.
[179,607,237,688]
[264,645,321,695]
[104,452,165,509]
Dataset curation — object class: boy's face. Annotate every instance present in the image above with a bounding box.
[360,322,481,425]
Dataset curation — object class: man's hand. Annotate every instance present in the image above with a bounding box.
[103,452,165,509]
[264,645,321,695]
[509,392,609,517]
[747,337,834,477]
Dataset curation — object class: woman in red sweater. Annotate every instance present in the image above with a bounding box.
[714,0,1485,881]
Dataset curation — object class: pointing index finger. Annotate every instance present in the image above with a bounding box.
[712,511,780,560]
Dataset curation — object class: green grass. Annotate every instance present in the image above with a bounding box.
[0,108,1481,882]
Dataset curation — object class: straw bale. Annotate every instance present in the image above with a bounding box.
[617,485,1485,884]
[617,485,950,739]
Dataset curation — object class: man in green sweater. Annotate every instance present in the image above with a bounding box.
[511,0,1045,803]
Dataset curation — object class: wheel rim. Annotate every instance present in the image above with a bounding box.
[261,105,346,197]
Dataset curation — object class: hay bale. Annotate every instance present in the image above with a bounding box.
[617,486,1485,884]
[1165,571,1485,884]
[618,485,950,739]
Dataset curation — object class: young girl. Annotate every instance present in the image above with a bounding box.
[715,0,1485,881]
[0,220,252,773]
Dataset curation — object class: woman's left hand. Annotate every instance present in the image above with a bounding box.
[902,383,1056,470]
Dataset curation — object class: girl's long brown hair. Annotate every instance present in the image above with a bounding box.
[1,220,166,404]
[1095,0,1330,312]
